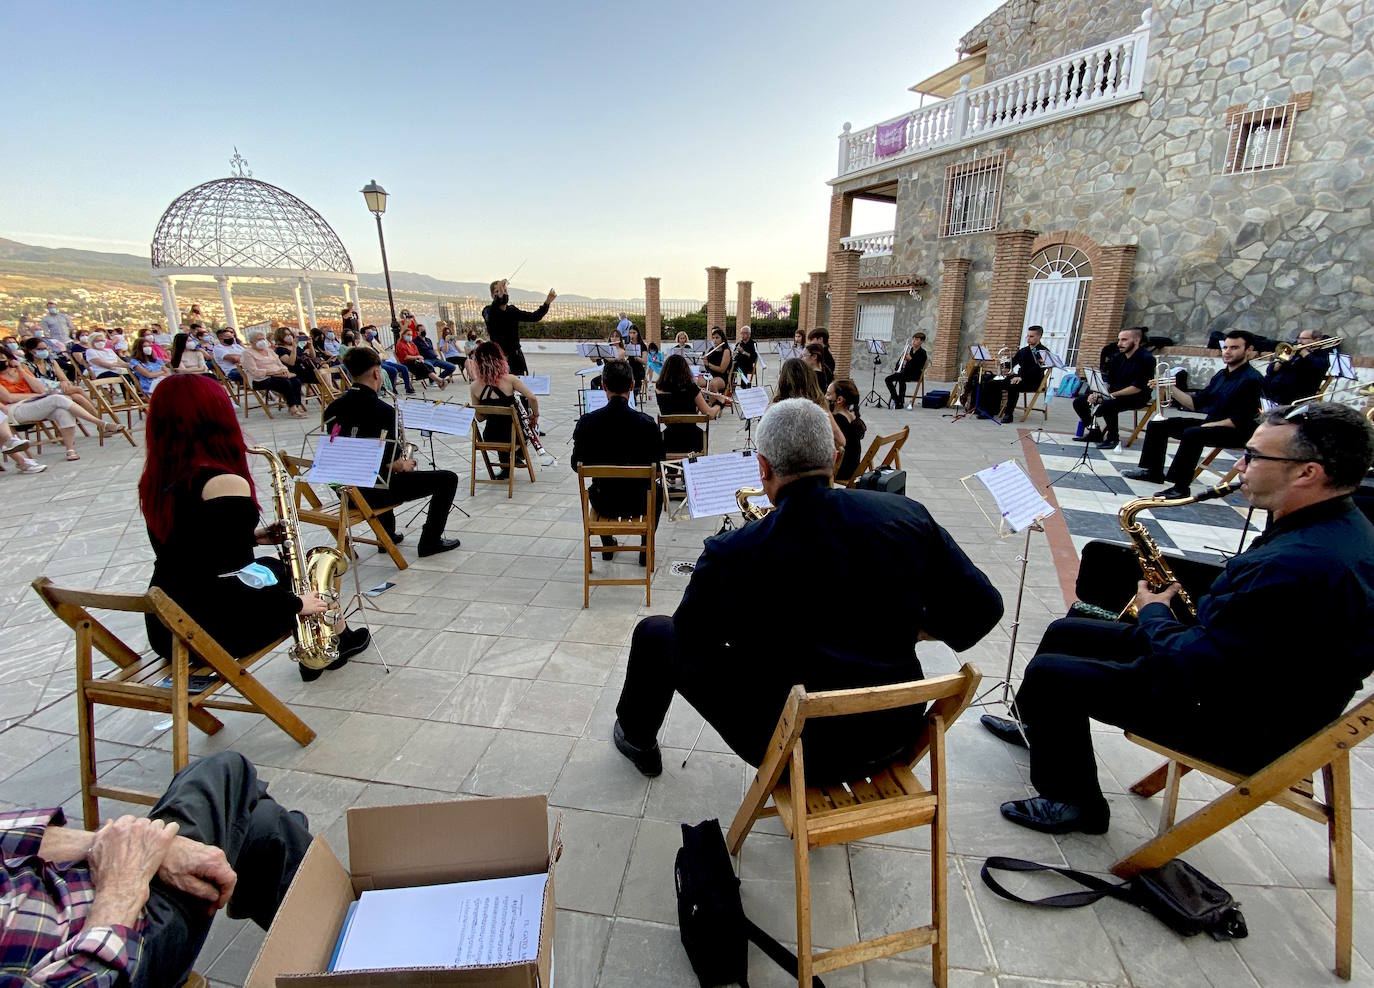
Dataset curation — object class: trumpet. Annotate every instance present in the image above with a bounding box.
[735,486,772,521]
[1271,336,1342,365]
[1149,360,1175,421]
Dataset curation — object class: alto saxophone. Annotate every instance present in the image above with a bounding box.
[735,486,772,521]
[248,447,350,670]
[1117,479,1241,620]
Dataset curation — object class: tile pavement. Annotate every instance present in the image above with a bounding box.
[0,355,1367,986]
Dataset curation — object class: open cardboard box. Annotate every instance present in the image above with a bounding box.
[246,795,561,987]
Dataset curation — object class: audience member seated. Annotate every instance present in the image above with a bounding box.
[169,331,212,376]
[85,330,134,382]
[141,374,370,678]
[316,327,341,363]
[241,328,306,418]
[469,341,545,478]
[645,341,663,389]
[0,407,46,474]
[129,332,171,396]
[610,398,1003,779]
[439,325,467,377]
[415,325,458,380]
[0,352,118,460]
[827,378,867,484]
[21,338,101,416]
[274,327,319,386]
[571,359,665,565]
[66,331,90,373]
[394,326,448,389]
[655,352,726,456]
[361,325,413,394]
[212,328,246,383]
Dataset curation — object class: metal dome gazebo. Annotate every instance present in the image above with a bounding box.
[150,151,358,333]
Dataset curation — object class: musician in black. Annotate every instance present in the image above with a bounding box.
[807,328,836,384]
[1123,331,1265,498]
[1073,326,1155,448]
[983,326,1049,423]
[702,327,733,394]
[885,332,928,409]
[610,398,1003,780]
[1264,329,1332,405]
[983,403,1374,834]
[481,279,556,376]
[570,360,665,566]
[323,347,461,557]
[733,325,759,385]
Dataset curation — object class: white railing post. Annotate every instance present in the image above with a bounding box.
[838,122,852,176]
[1129,8,1151,92]
[950,74,972,143]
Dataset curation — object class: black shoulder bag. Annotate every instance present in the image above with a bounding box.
[980,856,1248,940]
[675,819,826,987]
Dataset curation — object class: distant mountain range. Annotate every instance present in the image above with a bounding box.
[0,237,609,304]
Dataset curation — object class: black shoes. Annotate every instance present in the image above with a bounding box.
[1096,437,1120,449]
[1074,427,1104,443]
[638,551,647,567]
[613,719,662,777]
[980,713,1029,749]
[1000,796,1109,835]
[1153,485,1191,499]
[418,537,461,557]
[299,627,370,681]
[1121,467,1164,482]
[378,532,404,553]
[495,468,510,480]
[600,536,618,561]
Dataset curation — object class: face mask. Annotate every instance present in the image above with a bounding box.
[187,340,199,350]
[231,561,279,589]
[254,340,269,350]
[78,335,89,344]
[403,334,412,342]
[365,332,376,341]
[36,349,50,359]
[6,343,20,353]
[47,307,56,314]
[93,341,106,350]
[142,346,153,355]
[327,332,336,340]
[496,293,509,306]
[35,330,46,339]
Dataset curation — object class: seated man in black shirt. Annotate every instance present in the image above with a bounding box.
[984,403,1374,834]
[323,347,461,557]
[885,331,928,409]
[733,325,759,385]
[985,325,1049,423]
[1265,329,1333,405]
[570,359,665,566]
[1073,326,1155,448]
[610,398,1004,779]
[1123,331,1264,498]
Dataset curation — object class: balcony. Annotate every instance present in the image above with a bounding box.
[834,11,1151,182]
[839,230,895,257]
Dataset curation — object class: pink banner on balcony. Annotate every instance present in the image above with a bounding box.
[875,115,911,158]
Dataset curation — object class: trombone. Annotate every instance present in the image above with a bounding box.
[1271,336,1342,365]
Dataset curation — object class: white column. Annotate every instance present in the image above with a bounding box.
[159,277,180,332]
[343,281,353,306]
[293,281,307,332]
[302,277,318,329]
[215,275,239,331]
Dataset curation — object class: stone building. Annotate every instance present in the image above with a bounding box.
[817,0,1373,382]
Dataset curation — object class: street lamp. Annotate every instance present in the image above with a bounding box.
[361,179,401,343]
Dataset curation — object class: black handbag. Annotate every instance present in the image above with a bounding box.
[980,856,1248,940]
[675,819,825,987]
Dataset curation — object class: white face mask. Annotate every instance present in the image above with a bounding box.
[187,340,199,350]
[93,341,106,350]
[47,307,56,314]
[77,335,89,344]
[34,330,46,339]
[254,340,269,350]
[142,346,153,355]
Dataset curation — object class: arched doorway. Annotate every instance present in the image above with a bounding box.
[1024,245,1091,370]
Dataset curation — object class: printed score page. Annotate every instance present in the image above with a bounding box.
[396,399,474,437]
[518,375,551,395]
[973,460,1055,534]
[332,872,548,972]
[306,436,386,487]
[683,452,770,519]
[583,390,636,413]
[733,386,770,420]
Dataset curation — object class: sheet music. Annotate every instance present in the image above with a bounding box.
[690,340,708,353]
[1038,349,1067,369]
[583,389,636,413]
[432,403,475,437]
[1332,352,1355,379]
[307,435,387,487]
[576,342,600,358]
[683,452,767,519]
[974,461,1055,534]
[623,344,642,356]
[576,365,601,378]
[733,386,770,420]
[867,340,886,355]
[970,345,991,361]
[518,375,551,395]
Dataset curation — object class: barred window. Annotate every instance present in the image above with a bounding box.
[1223,92,1311,175]
[939,152,1006,238]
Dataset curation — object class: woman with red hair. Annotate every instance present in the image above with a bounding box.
[138,375,369,681]
[467,341,550,477]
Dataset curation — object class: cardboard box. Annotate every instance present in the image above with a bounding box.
[246,795,561,987]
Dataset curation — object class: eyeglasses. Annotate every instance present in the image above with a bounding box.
[1241,447,1315,466]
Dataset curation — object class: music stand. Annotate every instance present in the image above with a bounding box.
[945,346,992,423]
[861,339,887,408]
[393,396,475,524]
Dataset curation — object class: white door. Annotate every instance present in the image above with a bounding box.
[1023,273,1088,386]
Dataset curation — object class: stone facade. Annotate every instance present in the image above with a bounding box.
[831,0,1374,374]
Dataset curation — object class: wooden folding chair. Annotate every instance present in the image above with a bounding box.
[577,465,656,607]
[727,665,981,987]
[31,577,316,830]
[1114,692,1374,981]
[657,414,710,514]
[1124,398,1157,448]
[210,360,275,418]
[1019,374,1050,422]
[902,366,929,409]
[83,370,144,441]
[1193,444,1243,482]
[471,404,533,498]
[842,424,909,488]
[277,452,407,571]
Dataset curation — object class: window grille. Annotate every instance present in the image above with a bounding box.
[939,152,1006,237]
[1223,92,1312,175]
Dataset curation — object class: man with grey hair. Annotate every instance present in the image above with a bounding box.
[611,398,1004,779]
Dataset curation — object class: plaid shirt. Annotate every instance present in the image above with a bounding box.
[0,808,141,987]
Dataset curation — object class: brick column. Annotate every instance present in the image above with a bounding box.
[984,229,1039,352]
[807,271,827,333]
[826,192,854,258]
[734,281,752,339]
[828,248,861,380]
[645,276,662,344]
[706,266,728,335]
[931,257,971,381]
[797,280,809,335]
[1080,244,1138,368]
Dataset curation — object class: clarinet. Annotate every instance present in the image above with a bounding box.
[513,394,554,463]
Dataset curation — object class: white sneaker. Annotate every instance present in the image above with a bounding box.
[19,459,47,474]
[1,437,28,454]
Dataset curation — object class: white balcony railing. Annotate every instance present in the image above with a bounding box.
[839,230,895,257]
[836,10,1151,180]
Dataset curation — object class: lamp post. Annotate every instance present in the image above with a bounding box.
[361,179,401,344]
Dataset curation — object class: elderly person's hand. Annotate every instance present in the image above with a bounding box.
[158,834,238,913]
[86,816,180,927]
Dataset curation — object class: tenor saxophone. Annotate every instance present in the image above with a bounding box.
[249,447,349,670]
[735,486,772,521]
[1116,479,1241,620]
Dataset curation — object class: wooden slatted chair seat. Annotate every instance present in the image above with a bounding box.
[842,424,909,488]
[471,404,534,499]
[578,465,656,607]
[1019,374,1050,422]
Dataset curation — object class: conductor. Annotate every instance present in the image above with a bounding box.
[324,347,461,557]
[482,279,556,376]
[610,398,1003,780]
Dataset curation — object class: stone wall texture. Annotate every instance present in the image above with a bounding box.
[960,0,1144,82]
[838,0,1374,373]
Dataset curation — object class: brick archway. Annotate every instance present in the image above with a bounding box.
[1030,230,1103,275]
[1030,230,1135,370]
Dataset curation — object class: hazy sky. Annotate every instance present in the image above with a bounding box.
[4,0,1002,298]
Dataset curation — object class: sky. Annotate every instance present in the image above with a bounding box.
[3,0,1003,299]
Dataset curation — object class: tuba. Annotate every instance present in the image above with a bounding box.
[735,486,772,521]
[1117,480,1241,620]
[248,447,349,670]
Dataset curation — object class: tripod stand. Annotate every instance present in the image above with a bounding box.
[861,340,887,408]
[1047,432,1116,493]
